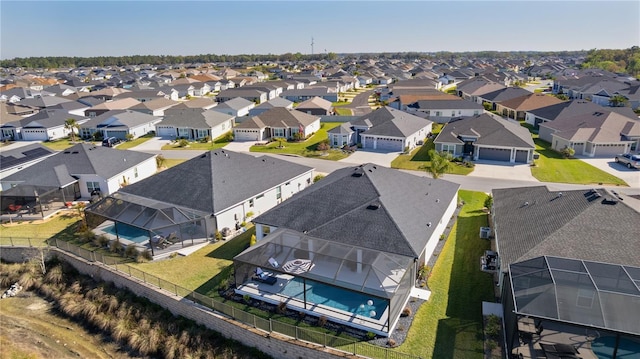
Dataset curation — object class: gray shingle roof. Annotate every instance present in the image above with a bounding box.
[81,110,159,129]
[480,87,531,102]
[527,100,638,121]
[434,114,534,148]
[411,99,483,110]
[120,150,313,214]
[161,108,234,128]
[17,109,86,129]
[493,186,640,271]
[353,107,432,137]
[255,164,460,257]
[2,143,155,187]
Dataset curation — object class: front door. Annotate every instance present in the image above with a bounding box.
[463,141,474,156]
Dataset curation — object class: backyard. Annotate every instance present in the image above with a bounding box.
[396,190,495,358]
[249,122,350,161]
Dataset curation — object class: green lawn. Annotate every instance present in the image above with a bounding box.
[334,107,353,116]
[391,139,474,176]
[0,213,81,246]
[130,227,253,293]
[161,158,187,169]
[116,134,154,150]
[397,190,495,359]
[161,133,231,150]
[249,122,349,161]
[531,139,628,186]
[42,138,98,151]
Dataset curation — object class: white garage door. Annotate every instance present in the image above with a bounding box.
[157,126,175,137]
[478,147,511,161]
[21,129,48,141]
[364,137,403,152]
[234,129,260,141]
[594,144,627,157]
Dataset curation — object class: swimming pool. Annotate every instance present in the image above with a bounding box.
[280,277,386,320]
[591,336,640,359]
[102,223,149,244]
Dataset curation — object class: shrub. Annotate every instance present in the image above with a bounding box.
[486,339,497,350]
[366,332,376,340]
[316,141,330,152]
[484,195,493,210]
[215,230,222,241]
[243,294,251,303]
[313,174,325,183]
[245,211,254,218]
[218,278,229,291]
[223,132,234,142]
[140,249,153,261]
[93,234,110,248]
[109,239,124,254]
[401,306,412,317]
[240,221,247,227]
[124,244,139,259]
[249,234,257,246]
[560,146,575,158]
[200,135,211,143]
[317,315,327,327]
[177,139,189,148]
[277,301,287,314]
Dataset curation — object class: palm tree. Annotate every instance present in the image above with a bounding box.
[64,118,79,142]
[609,94,628,107]
[426,150,453,179]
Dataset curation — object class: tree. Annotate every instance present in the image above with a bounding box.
[64,118,79,142]
[426,150,453,179]
[155,154,166,169]
[316,140,329,155]
[274,137,286,148]
[609,94,628,107]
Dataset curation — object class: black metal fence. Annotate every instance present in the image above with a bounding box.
[2,238,423,359]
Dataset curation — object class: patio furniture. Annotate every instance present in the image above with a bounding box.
[254,268,278,285]
[268,257,279,268]
[166,232,179,244]
[540,343,580,359]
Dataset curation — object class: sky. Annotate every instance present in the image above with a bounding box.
[1,1,638,59]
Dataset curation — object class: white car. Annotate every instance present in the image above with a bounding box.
[614,153,640,169]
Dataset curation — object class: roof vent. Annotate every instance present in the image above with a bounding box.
[71,151,79,154]
[367,203,380,210]
[427,222,432,227]
[352,170,364,177]
[602,198,618,205]
[523,201,529,207]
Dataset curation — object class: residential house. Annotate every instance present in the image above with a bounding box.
[211,97,255,118]
[84,149,314,254]
[248,97,294,117]
[457,78,506,103]
[489,186,640,356]
[1,109,88,141]
[84,98,142,117]
[539,109,640,156]
[280,87,339,103]
[495,93,565,120]
[79,110,161,140]
[434,114,535,163]
[233,107,320,142]
[1,143,157,217]
[171,97,218,110]
[333,107,432,152]
[18,95,73,109]
[406,98,483,123]
[129,98,179,116]
[0,143,57,181]
[477,87,532,111]
[235,163,460,336]
[295,96,334,116]
[157,108,234,140]
[216,88,268,104]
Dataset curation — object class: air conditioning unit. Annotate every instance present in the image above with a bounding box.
[479,227,491,239]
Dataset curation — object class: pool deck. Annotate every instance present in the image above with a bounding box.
[236,274,391,336]
[512,320,599,359]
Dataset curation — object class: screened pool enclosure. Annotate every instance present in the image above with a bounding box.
[85,192,213,256]
[234,228,416,336]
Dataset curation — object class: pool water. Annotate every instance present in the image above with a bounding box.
[103,223,149,244]
[280,277,386,320]
[591,336,640,359]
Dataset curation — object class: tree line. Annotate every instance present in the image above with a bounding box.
[581,46,640,77]
[0,50,594,69]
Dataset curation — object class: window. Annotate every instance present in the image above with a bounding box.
[452,111,456,116]
[276,186,281,200]
[249,199,254,207]
[87,181,100,192]
[134,167,138,178]
[273,128,285,137]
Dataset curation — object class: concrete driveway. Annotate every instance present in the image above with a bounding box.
[468,160,538,182]
[338,149,400,168]
[130,136,170,151]
[578,156,640,188]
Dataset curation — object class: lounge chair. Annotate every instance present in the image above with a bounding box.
[255,267,277,285]
[268,257,279,268]
[166,232,179,244]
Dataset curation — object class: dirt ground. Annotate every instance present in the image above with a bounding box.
[0,292,140,359]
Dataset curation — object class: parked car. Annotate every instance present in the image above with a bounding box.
[102,137,121,147]
[614,153,640,169]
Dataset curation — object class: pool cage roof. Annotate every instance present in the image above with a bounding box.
[510,256,640,336]
[234,229,414,299]
[85,192,210,232]
[1,184,61,198]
